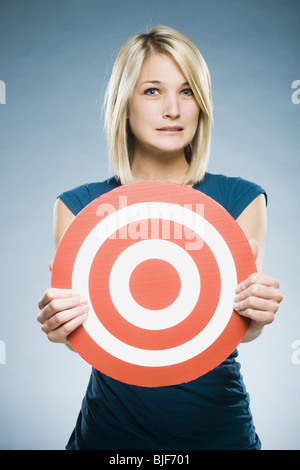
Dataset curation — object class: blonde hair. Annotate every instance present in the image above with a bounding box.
[103,25,213,185]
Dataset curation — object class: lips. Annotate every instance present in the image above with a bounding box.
[157,126,184,133]
[157,126,183,130]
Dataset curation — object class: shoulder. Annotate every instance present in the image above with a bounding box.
[57,176,121,216]
[195,172,267,220]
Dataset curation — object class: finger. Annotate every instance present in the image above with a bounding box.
[234,284,283,303]
[37,294,87,324]
[41,304,89,334]
[46,313,88,344]
[49,260,53,272]
[38,287,79,310]
[233,296,279,315]
[235,273,280,294]
[235,307,275,326]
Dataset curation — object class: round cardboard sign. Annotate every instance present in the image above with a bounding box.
[51,181,255,387]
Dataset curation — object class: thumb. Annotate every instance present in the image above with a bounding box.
[49,260,53,272]
[249,239,258,262]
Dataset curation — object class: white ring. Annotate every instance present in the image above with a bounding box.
[109,239,200,330]
[72,202,237,367]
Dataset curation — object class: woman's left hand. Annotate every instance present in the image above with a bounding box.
[233,240,283,342]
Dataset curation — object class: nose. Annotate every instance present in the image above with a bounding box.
[162,93,181,119]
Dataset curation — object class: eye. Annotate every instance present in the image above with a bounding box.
[144,88,160,96]
[181,88,194,96]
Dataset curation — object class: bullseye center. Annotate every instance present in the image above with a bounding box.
[129,259,181,310]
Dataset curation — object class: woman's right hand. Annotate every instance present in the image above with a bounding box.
[38,200,86,346]
[37,285,89,345]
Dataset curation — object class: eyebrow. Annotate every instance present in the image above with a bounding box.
[140,80,190,87]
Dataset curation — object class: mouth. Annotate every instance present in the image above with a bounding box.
[156,126,184,134]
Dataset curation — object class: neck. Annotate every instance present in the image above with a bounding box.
[131,150,189,185]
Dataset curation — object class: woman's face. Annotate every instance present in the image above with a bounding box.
[128,53,200,160]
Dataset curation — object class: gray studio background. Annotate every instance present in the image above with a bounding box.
[0,0,299,450]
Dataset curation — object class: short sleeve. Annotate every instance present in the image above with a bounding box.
[58,177,121,216]
[58,184,92,216]
[225,176,267,219]
[194,173,267,220]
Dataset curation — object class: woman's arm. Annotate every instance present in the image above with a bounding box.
[235,194,283,342]
[53,197,76,249]
[37,199,89,348]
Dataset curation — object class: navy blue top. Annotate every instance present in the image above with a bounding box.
[59,172,266,450]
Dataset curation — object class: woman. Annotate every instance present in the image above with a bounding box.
[37,26,282,450]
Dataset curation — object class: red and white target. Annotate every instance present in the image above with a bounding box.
[51,181,255,387]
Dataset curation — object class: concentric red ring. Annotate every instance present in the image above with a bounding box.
[88,222,221,350]
[51,181,255,387]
